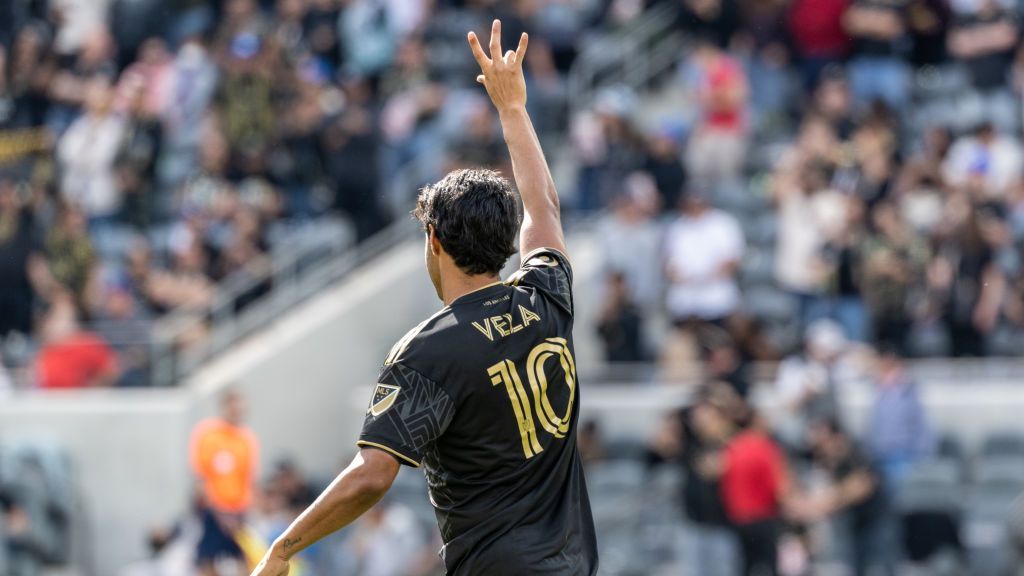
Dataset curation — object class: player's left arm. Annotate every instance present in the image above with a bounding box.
[250,448,399,576]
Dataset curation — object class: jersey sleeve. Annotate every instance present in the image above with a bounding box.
[505,248,574,314]
[357,362,456,467]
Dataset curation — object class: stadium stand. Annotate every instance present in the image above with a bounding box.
[2,0,1024,575]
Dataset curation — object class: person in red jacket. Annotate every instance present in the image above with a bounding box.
[788,0,851,88]
[694,384,792,576]
[36,295,120,389]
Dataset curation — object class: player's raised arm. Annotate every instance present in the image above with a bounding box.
[468,20,568,260]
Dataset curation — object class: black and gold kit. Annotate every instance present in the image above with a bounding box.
[358,248,598,575]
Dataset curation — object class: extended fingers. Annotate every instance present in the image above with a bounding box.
[515,32,528,66]
[467,31,490,68]
[489,19,502,63]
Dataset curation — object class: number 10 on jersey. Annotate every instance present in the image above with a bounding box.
[487,337,578,459]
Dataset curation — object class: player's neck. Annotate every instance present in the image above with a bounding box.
[439,271,501,307]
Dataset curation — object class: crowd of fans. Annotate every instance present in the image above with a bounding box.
[577,0,1024,572]
[0,0,611,390]
[4,0,1020,389]
[592,0,1024,370]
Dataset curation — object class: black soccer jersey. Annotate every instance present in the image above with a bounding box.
[358,248,598,575]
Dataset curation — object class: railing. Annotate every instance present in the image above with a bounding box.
[567,2,684,112]
[147,219,419,387]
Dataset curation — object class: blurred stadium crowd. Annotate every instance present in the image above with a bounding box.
[0,0,570,390]
[2,0,1024,574]
[590,0,1024,368]
[0,0,1020,392]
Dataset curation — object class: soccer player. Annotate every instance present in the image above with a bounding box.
[250,19,598,576]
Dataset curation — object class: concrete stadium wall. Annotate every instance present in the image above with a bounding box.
[0,390,193,575]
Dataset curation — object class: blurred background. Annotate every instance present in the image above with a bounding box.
[1,0,1024,575]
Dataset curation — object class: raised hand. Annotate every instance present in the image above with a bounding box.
[467,19,529,114]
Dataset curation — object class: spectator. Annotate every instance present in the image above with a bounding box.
[145,232,216,314]
[860,201,930,351]
[339,0,401,79]
[596,272,646,363]
[337,499,428,576]
[56,75,125,229]
[190,389,260,576]
[699,325,753,398]
[2,24,56,130]
[843,0,912,111]
[701,385,791,576]
[323,100,389,241]
[822,200,870,343]
[813,70,856,139]
[683,35,749,182]
[735,0,793,129]
[774,320,851,449]
[943,122,1023,201]
[787,0,850,89]
[907,0,950,68]
[160,37,218,193]
[642,129,687,212]
[805,419,895,576]
[266,460,316,513]
[865,347,935,488]
[726,314,782,366]
[772,160,849,330]
[47,26,118,132]
[595,172,662,312]
[113,63,165,230]
[948,0,1018,130]
[43,203,98,311]
[679,396,740,576]
[571,88,643,212]
[664,184,745,326]
[896,126,952,234]
[92,282,152,388]
[35,294,120,389]
[214,30,276,174]
[447,97,506,171]
[0,174,46,339]
[848,107,899,205]
[672,0,740,50]
[927,194,1008,356]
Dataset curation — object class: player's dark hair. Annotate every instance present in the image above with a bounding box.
[413,168,520,276]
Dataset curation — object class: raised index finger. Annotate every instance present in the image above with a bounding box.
[489,19,502,63]
[467,31,490,68]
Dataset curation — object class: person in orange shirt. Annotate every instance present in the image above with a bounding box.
[190,389,260,576]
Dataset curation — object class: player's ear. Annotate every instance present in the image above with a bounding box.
[427,225,443,256]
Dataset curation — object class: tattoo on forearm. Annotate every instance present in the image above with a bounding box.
[282,537,301,551]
